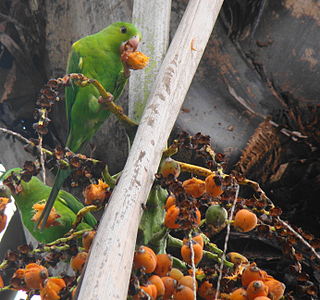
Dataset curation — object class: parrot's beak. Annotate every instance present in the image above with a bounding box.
[120,36,140,53]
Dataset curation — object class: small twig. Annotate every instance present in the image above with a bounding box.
[0,126,103,169]
[178,161,215,177]
[215,183,239,299]
[38,135,46,184]
[162,140,180,158]
[188,232,197,300]
[0,127,33,145]
[277,217,320,262]
[46,229,91,246]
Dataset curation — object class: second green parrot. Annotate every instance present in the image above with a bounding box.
[38,22,142,228]
[0,168,97,243]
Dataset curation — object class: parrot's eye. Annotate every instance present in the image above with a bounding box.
[120,26,127,34]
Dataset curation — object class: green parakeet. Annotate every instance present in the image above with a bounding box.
[0,168,96,244]
[38,22,142,228]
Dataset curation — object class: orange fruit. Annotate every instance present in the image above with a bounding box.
[82,230,96,252]
[233,209,257,232]
[154,254,172,276]
[133,246,157,273]
[205,174,223,197]
[198,281,217,300]
[178,275,198,291]
[83,179,110,205]
[241,263,267,287]
[181,241,203,265]
[183,233,204,249]
[161,276,176,299]
[164,205,181,229]
[24,263,48,290]
[264,278,285,300]
[0,214,7,233]
[169,268,184,281]
[182,178,206,198]
[247,280,269,300]
[229,287,248,300]
[159,158,181,178]
[173,284,194,300]
[11,269,28,291]
[165,195,176,210]
[121,51,149,70]
[70,252,88,273]
[40,277,66,300]
[149,275,165,297]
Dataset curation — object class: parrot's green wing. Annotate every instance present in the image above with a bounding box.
[1,169,96,244]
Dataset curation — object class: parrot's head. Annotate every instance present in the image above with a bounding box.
[105,22,142,54]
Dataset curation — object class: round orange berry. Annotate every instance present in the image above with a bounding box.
[24,263,48,290]
[133,246,157,273]
[154,253,172,276]
[0,214,7,233]
[229,287,248,300]
[183,233,204,249]
[182,178,205,198]
[198,281,217,300]
[205,174,223,197]
[161,276,176,299]
[40,277,66,300]
[70,252,88,273]
[164,205,181,229]
[149,275,165,297]
[173,284,194,300]
[169,268,184,281]
[82,230,96,252]
[247,280,269,300]
[178,275,198,291]
[165,195,176,210]
[233,209,257,232]
[264,278,285,300]
[241,263,267,287]
[181,241,203,265]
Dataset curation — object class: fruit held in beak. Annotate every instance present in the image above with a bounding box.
[121,51,149,70]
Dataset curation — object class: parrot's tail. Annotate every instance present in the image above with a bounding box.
[36,168,70,230]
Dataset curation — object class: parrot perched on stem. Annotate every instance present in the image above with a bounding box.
[37,22,142,228]
[0,168,97,243]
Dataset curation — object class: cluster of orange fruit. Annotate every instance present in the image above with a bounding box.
[228,263,286,300]
[6,230,96,299]
[132,245,285,300]
[10,263,65,300]
[133,245,198,300]
[163,174,258,233]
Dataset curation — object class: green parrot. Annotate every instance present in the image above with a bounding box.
[0,168,96,244]
[38,22,142,228]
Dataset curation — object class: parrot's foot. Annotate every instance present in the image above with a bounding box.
[98,95,115,105]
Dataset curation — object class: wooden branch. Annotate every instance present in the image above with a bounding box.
[78,1,224,299]
[129,0,172,121]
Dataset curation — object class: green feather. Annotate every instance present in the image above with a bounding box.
[38,22,142,228]
[1,168,97,244]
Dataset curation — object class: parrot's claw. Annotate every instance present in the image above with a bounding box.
[98,94,115,105]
